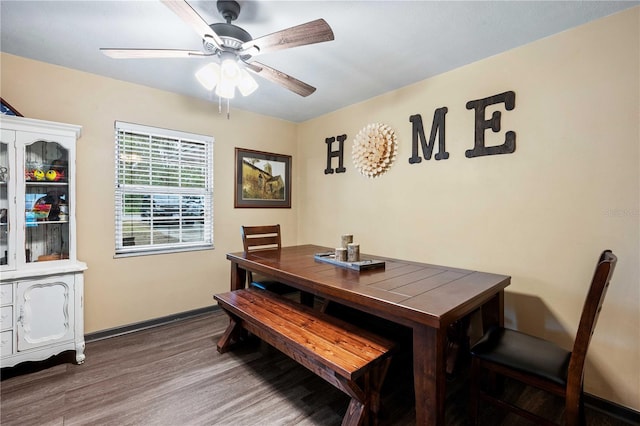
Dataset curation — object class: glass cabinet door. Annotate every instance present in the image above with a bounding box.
[24,141,69,263]
[0,141,10,268]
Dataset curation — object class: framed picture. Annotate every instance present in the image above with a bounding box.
[0,98,23,117]
[235,148,291,208]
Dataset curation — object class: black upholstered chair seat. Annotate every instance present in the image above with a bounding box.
[471,326,571,387]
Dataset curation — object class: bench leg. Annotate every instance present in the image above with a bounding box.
[343,398,367,426]
[217,316,242,354]
[336,376,368,426]
[335,355,392,426]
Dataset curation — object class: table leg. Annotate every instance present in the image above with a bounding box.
[230,261,247,291]
[480,290,504,331]
[413,324,447,426]
[479,290,505,396]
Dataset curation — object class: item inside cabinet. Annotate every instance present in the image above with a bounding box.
[27,192,64,221]
[32,203,51,220]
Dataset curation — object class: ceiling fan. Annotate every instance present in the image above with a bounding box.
[100,0,334,99]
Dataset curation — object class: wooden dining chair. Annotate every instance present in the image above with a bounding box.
[240,224,296,296]
[241,224,320,308]
[469,250,617,426]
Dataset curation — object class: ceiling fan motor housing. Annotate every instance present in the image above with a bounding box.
[204,23,252,53]
[203,1,252,56]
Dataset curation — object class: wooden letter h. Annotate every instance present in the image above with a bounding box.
[324,134,347,174]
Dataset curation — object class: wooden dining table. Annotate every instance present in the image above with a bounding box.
[226,244,510,425]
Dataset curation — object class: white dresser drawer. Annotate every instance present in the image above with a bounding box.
[0,330,13,357]
[0,306,13,331]
[0,284,13,306]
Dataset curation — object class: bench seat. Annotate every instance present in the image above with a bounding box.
[215,288,395,426]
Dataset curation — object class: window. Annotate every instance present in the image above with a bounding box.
[114,121,213,255]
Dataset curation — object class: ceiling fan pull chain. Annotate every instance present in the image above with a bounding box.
[214,95,230,119]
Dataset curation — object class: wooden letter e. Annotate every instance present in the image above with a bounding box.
[465,91,516,158]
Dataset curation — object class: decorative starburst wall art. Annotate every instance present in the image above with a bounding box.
[351,123,398,178]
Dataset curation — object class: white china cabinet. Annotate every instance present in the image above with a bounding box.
[0,115,86,367]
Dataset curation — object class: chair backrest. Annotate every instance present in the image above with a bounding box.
[567,250,617,390]
[241,225,281,253]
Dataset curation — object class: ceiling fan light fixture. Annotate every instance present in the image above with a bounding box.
[215,76,236,99]
[195,62,221,91]
[237,69,259,96]
[220,56,241,80]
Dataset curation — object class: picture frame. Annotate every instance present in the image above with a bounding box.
[235,148,291,208]
[0,97,23,117]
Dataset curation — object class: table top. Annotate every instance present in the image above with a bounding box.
[228,244,510,328]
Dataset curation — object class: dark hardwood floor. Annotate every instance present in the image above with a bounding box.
[0,311,632,425]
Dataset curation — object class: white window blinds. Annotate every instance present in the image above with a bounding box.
[114,121,214,255]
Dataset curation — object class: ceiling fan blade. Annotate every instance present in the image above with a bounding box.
[100,48,207,59]
[160,0,224,49]
[246,61,316,97]
[241,19,334,55]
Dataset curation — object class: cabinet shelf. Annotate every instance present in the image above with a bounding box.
[25,181,68,186]
[26,220,69,225]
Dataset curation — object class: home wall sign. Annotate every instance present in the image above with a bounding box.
[323,90,516,175]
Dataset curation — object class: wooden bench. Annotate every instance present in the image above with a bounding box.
[214,288,395,426]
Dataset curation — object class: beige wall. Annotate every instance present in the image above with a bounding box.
[297,8,639,410]
[1,5,638,412]
[0,52,299,332]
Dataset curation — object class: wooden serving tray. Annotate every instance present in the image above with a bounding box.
[314,252,385,271]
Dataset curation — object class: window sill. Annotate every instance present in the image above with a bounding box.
[114,244,214,258]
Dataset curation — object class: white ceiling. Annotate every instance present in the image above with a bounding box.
[1,1,637,122]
